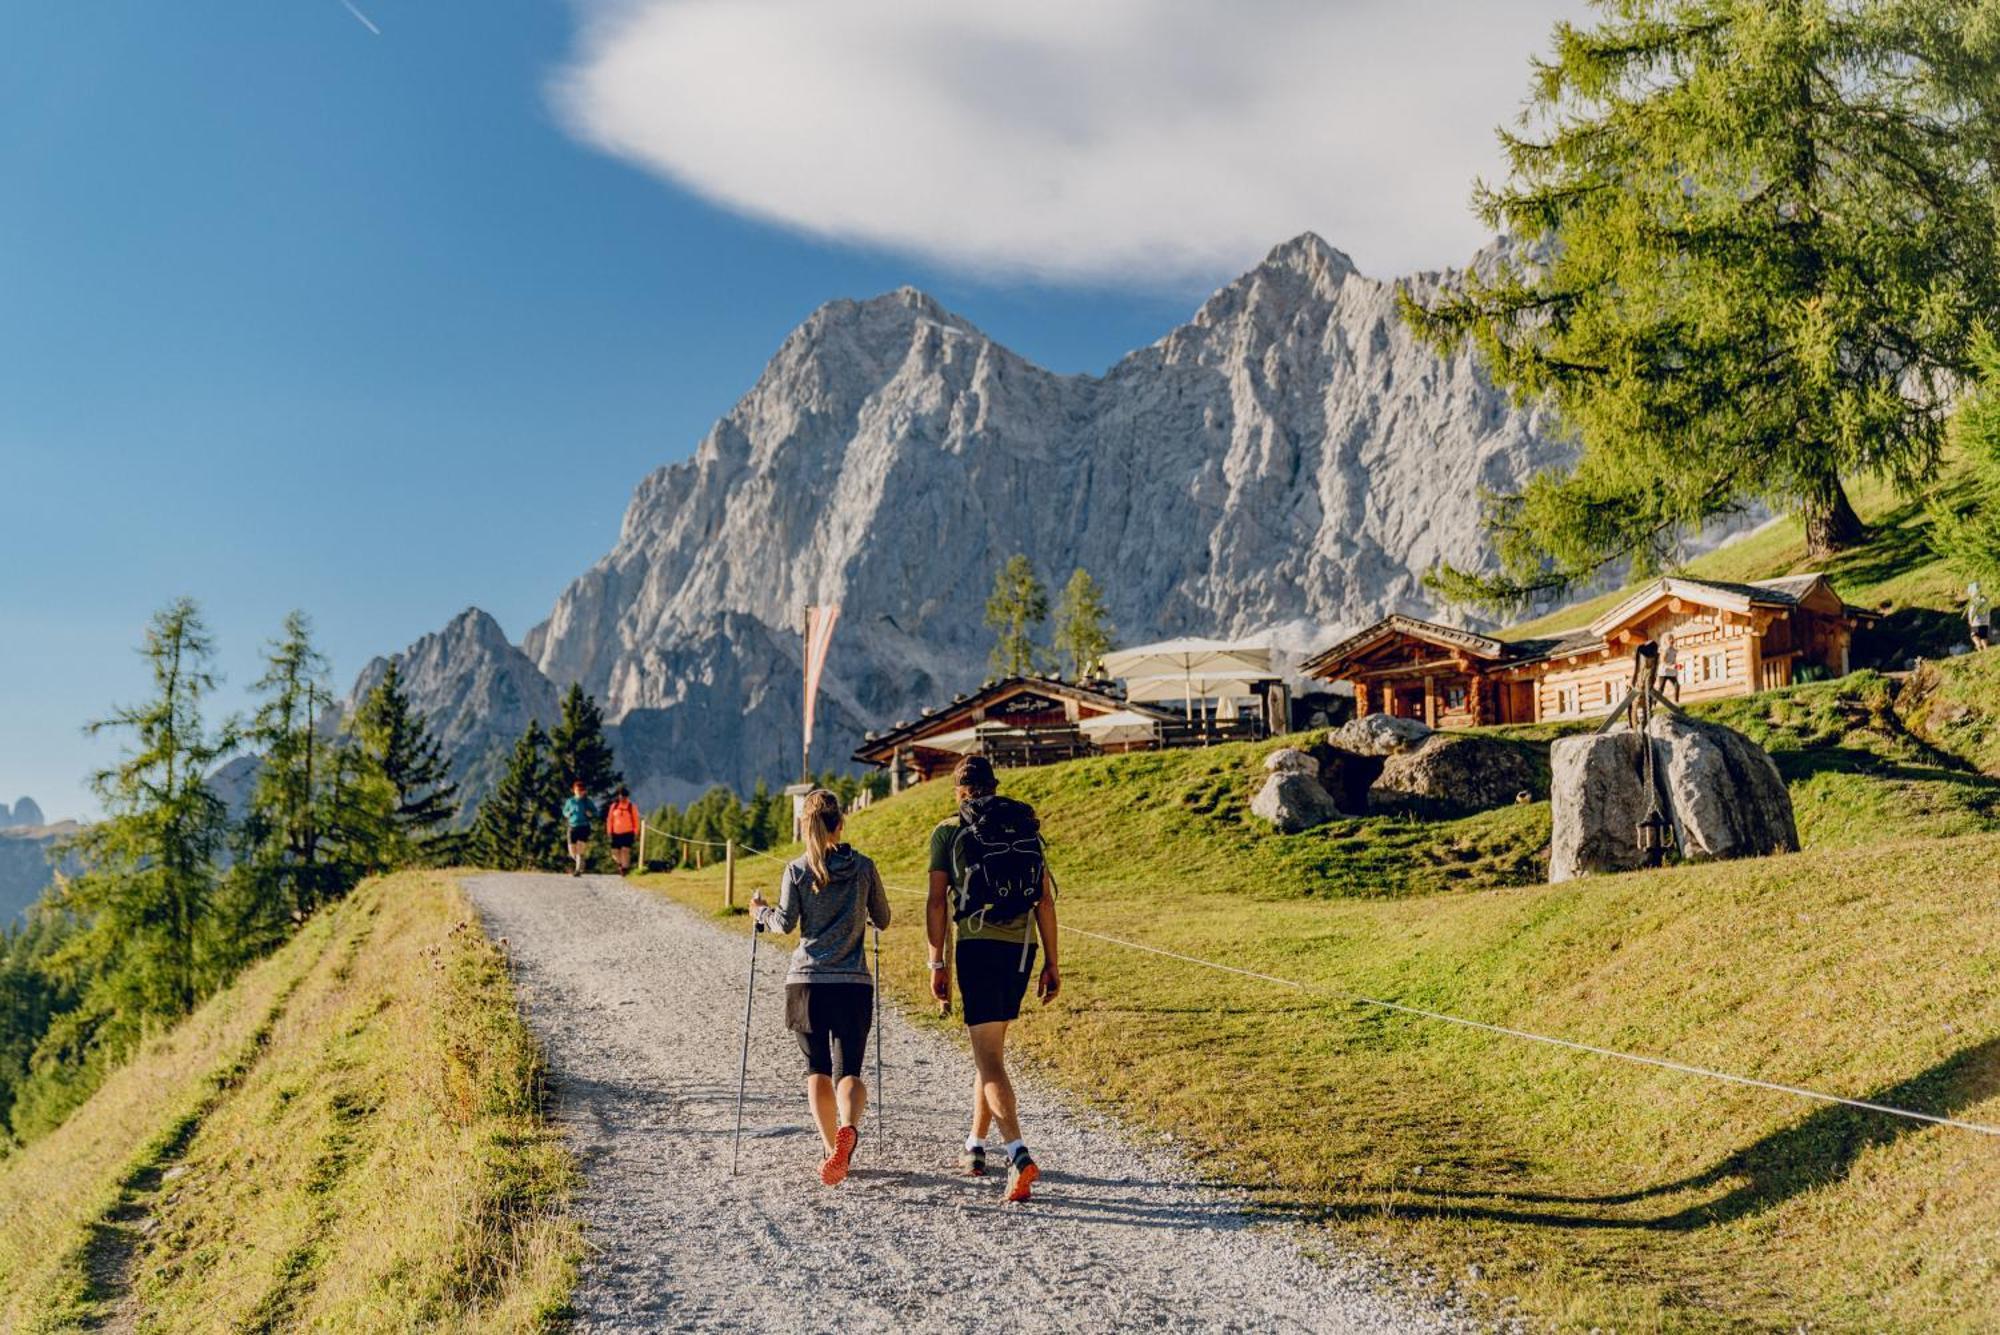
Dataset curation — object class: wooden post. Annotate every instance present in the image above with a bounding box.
[639,821,647,871]
[1422,672,1437,728]
[725,839,736,910]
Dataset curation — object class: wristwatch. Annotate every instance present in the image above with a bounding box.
[927,959,948,971]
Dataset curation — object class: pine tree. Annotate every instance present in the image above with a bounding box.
[548,683,621,798]
[985,554,1049,677]
[353,657,464,865]
[1933,336,2000,590]
[36,601,236,1115]
[1408,0,2000,610]
[1050,567,1116,680]
[474,722,561,871]
[237,611,335,930]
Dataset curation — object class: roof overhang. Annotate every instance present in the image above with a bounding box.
[1302,615,1509,680]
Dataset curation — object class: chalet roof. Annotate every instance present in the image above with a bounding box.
[1300,615,1509,679]
[852,675,1167,763]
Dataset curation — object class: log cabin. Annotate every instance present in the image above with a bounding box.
[853,676,1174,790]
[1301,574,1872,727]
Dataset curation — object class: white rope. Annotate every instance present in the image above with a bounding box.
[878,884,2000,1138]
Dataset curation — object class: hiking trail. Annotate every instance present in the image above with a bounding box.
[465,873,1471,1333]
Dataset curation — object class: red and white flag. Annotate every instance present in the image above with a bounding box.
[802,604,841,763]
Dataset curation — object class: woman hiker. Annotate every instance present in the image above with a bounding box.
[604,785,641,876]
[750,788,892,1186]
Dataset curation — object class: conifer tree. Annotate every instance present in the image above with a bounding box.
[474,722,561,871]
[985,554,1049,677]
[1933,337,2000,590]
[1408,0,2000,610]
[1050,567,1116,680]
[237,611,336,927]
[353,657,464,865]
[40,600,235,1100]
[548,683,621,798]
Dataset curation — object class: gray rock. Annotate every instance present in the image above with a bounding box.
[1648,713,1799,861]
[1549,732,1652,882]
[1331,714,1434,756]
[6,796,43,830]
[1549,715,1797,881]
[1263,747,1320,776]
[1251,771,1344,834]
[1376,734,1537,812]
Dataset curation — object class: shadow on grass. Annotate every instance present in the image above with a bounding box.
[1259,1035,2000,1234]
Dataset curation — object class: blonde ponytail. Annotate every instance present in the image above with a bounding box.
[801,788,844,887]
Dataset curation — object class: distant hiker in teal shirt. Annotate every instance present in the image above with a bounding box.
[563,780,597,878]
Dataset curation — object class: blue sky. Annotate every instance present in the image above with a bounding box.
[0,0,1581,820]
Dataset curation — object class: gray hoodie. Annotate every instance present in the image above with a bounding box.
[753,844,892,985]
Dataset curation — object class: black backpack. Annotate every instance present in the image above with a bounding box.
[948,795,1046,926]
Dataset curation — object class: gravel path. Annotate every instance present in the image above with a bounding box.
[465,873,1468,1333]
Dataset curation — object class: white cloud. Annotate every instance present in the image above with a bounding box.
[552,0,1589,286]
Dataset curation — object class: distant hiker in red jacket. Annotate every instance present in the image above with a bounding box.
[605,786,641,876]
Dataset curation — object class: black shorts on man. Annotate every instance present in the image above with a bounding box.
[956,938,1036,1027]
[567,825,590,843]
[608,831,635,850]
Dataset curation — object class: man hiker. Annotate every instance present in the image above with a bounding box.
[1970,582,1992,652]
[927,754,1060,1202]
[605,785,641,876]
[562,780,597,877]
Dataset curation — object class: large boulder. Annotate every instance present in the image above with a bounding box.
[1251,771,1344,834]
[1549,715,1797,881]
[1375,734,1538,812]
[1648,713,1798,861]
[1549,732,1653,882]
[1330,713,1432,756]
[1263,747,1321,776]
[1307,741,1382,815]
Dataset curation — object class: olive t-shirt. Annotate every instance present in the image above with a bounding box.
[928,816,1036,945]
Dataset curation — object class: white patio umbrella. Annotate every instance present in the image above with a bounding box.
[1075,709,1164,746]
[1101,638,1275,720]
[910,725,983,755]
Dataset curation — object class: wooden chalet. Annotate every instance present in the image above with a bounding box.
[853,677,1175,790]
[1302,574,1871,727]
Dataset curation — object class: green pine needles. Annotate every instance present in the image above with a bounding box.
[1408,0,2000,613]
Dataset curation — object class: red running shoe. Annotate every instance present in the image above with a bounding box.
[821,1125,858,1186]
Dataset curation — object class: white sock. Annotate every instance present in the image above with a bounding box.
[1004,1138,1027,1160]
[965,1134,984,1153]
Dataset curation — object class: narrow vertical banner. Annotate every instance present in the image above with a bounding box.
[802,603,842,779]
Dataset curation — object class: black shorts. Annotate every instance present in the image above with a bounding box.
[609,832,635,849]
[785,983,872,1080]
[956,937,1036,1027]
[567,826,591,844]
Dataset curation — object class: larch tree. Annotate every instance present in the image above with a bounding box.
[1050,567,1117,680]
[237,611,336,928]
[40,600,236,1094]
[353,657,464,865]
[1408,0,2000,612]
[985,554,1050,677]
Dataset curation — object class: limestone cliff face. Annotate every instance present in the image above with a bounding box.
[365,235,1571,808]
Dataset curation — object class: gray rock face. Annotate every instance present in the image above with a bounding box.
[1649,714,1799,861]
[1251,771,1344,834]
[347,609,562,806]
[5,796,43,830]
[1549,732,1653,882]
[1549,716,1797,881]
[1376,734,1538,812]
[375,233,1577,807]
[1331,714,1434,757]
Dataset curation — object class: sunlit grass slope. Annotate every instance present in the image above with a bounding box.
[0,872,577,1333]
[643,666,2000,1330]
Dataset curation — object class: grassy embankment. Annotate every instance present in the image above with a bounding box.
[0,872,577,1333]
[641,493,2000,1330]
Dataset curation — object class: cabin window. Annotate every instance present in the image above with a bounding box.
[1699,650,1728,684]
[1444,683,1468,711]
[1554,685,1576,717]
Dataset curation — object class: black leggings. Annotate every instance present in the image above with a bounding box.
[786,983,872,1081]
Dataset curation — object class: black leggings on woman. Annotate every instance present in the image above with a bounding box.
[786,982,872,1080]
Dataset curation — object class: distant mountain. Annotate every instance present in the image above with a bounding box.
[1,797,44,831]
[0,821,81,923]
[346,607,562,810]
[359,233,1571,809]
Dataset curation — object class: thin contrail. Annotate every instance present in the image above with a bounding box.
[340,0,382,35]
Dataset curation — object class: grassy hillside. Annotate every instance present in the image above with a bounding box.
[0,872,577,1333]
[644,655,2000,1330]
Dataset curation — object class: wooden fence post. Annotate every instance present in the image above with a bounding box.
[725,839,736,910]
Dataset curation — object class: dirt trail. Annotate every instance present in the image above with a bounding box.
[465,873,1467,1333]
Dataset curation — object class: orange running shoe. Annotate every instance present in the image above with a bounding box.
[1005,1147,1039,1203]
[821,1125,858,1186]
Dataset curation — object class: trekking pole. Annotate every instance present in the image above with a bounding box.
[731,915,763,1177]
[872,924,885,1135]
